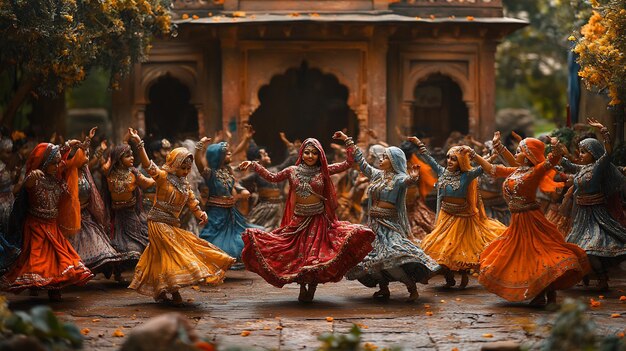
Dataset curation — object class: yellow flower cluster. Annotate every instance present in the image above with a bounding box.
[574,2,626,106]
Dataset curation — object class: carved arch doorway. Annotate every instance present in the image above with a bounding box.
[411,74,468,147]
[145,74,199,141]
[248,62,359,163]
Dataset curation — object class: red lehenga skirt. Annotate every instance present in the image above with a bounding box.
[242,202,375,288]
[0,216,93,292]
[478,209,589,302]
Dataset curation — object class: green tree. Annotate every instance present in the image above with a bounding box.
[0,0,172,127]
[497,0,591,122]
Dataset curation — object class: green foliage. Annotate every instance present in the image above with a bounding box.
[497,0,592,122]
[65,68,111,109]
[0,296,83,350]
[541,298,626,351]
[0,0,172,124]
[317,325,401,351]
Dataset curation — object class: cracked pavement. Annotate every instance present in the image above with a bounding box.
[3,269,626,350]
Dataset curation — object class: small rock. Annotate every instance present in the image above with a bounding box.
[480,341,521,351]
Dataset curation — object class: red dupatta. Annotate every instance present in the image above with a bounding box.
[281,138,338,226]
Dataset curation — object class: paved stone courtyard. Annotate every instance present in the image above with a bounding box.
[4,269,626,350]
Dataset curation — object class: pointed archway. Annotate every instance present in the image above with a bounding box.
[248,62,359,163]
[145,74,198,140]
[412,74,469,146]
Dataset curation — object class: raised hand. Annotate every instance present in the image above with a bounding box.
[587,118,605,129]
[100,140,108,151]
[492,131,501,145]
[332,131,349,141]
[408,164,420,179]
[88,127,98,139]
[128,128,141,143]
[238,161,253,171]
[407,136,422,145]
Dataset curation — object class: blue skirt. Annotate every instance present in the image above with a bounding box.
[200,206,263,259]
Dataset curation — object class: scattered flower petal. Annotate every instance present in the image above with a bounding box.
[92,319,100,322]
[466,16,475,21]
[611,313,621,318]
[112,329,125,337]
[619,296,626,301]
[240,330,251,337]
[482,333,494,338]
[182,14,189,20]
[275,326,283,330]
[80,328,90,335]
[326,317,334,322]
[426,311,433,316]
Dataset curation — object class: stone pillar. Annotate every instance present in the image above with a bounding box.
[367,27,388,144]
[478,41,497,141]
[221,27,240,135]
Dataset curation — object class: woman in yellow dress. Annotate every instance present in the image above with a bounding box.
[127,129,235,304]
[410,138,506,288]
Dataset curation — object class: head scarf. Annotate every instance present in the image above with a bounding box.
[445,146,486,219]
[383,147,412,235]
[518,138,564,193]
[282,138,337,226]
[162,147,193,174]
[579,138,624,196]
[181,140,203,198]
[205,142,229,170]
[368,144,385,167]
[26,143,60,174]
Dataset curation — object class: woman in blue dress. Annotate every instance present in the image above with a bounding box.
[346,144,440,301]
[561,120,626,290]
[195,138,263,261]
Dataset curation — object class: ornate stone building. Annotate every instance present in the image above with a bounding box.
[112,0,525,159]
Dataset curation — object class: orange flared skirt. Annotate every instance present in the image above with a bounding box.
[0,216,93,292]
[421,210,506,271]
[478,209,590,301]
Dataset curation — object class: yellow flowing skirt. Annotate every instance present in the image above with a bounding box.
[420,210,506,271]
[129,221,235,298]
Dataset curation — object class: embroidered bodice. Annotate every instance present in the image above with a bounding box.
[493,152,561,211]
[418,153,483,199]
[202,166,236,197]
[106,168,153,197]
[0,161,12,193]
[146,164,203,225]
[251,148,354,199]
[28,175,63,219]
[561,154,609,195]
[354,147,415,204]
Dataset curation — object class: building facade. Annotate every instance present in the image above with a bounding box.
[112,0,525,159]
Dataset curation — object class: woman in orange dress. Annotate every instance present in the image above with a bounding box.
[474,137,590,305]
[0,141,93,300]
[126,129,235,305]
[410,138,506,288]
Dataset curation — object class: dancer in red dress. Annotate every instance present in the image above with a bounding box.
[239,132,375,302]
